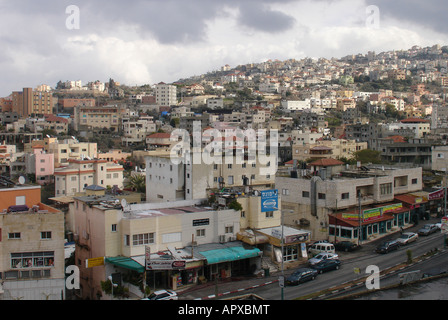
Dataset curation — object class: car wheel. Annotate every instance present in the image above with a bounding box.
[344,248,349,252]
[335,265,340,270]
[311,276,316,280]
[319,270,323,274]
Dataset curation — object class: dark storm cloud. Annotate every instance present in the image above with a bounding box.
[372,0,448,32]
[1,0,298,44]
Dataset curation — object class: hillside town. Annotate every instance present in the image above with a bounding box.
[1,44,448,300]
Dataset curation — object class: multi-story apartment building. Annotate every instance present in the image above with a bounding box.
[24,145,55,185]
[73,105,128,132]
[276,165,423,242]
[155,82,177,106]
[145,151,275,203]
[72,197,251,299]
[0,183,65,300]
[54,159,124,196]
[121,118,157,146]
[11,88,54,117]
[41,138,98,167]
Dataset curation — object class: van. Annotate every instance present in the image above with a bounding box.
[308,242,336,256]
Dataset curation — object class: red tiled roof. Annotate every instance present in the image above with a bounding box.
[147,133,171,139]
[400,118,429,123]
[309,158,344,166]
[385,135,406,143]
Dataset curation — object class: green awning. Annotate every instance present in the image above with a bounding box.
[199,246,260,265]
[105,256,145,273]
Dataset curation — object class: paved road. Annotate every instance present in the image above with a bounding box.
[178,217,446,300]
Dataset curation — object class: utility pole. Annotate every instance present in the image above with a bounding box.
[358,191,362,245]
[281,209,284,301]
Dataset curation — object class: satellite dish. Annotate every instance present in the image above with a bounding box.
[46,135,50,138]
[121,199,128,208]
[18,176,25,185]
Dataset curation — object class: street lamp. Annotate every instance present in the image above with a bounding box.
[280,209,293,301]
[108,276,118,298]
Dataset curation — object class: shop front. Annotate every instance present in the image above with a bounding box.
[255,226,311,267]
[329,203,411,245]
[395,194,429,224]
[194,242,262,281]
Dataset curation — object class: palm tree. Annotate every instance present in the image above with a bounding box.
[125,173,146,194]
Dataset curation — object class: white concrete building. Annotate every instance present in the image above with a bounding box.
[155,82,177,106]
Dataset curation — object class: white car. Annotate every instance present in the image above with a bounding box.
[142,289,178,300]
[308,252,339,266]
[396,232,418,245]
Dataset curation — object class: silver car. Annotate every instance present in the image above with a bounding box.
[396,232,418,245]
[308,252,339,266]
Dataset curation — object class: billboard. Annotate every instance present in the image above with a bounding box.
[260,189,279,212]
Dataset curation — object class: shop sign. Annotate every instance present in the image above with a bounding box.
[147,260,186,270]
[85,257,104,268]
[261,189,278,212]
[429,189,444,200]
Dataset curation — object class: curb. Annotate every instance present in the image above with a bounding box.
[194,279,279,300]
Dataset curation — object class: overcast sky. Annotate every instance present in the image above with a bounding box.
[1,0,447,97]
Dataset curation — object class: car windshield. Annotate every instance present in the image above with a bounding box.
[314,254,324,259]
[399,235,409,239]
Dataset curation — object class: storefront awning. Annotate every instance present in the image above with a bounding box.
[198,245,260,265]
[105,256,145,273]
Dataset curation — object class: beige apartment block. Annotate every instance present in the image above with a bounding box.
[73,197,241,299]
[276,166,423,241]
[54,159,124,197]
[0,185,65,300]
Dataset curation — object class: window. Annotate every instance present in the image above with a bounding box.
[266,211,274,218]
[282,245,299,262]
[196,229,206,237]
[302,191,310,198]
[11,251,54,269]
[341,193,350,200]
[282,189,290,196]
[412,178,418,185]
[41,231,52,240]
[111,224,117,232]
[318,193,326,200]
[8,232,21,239]
[228,176,234,185]
[380,183,392,195]
[124,235,130,246]
[132,233,155,246]
[228,164,232,169]
[225,226,234,234]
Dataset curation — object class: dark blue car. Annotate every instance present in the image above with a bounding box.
[286,268,318,286]
[311,259,341,274]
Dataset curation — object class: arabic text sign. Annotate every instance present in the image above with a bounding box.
[261,189,279,212]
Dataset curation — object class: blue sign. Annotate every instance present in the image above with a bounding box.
[261,189,279,212]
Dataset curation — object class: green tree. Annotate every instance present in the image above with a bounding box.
[125,173,146,193]
[353,149,382,164]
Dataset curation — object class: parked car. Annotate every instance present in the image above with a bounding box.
[396,232,418,245]
[311,259,341,274]
[143,289,178,300]
[418,224,439,236]
[285,268,318,286]
[376,240,400,254]
[308,252,339,266]
[308,242,336,256]
[334,241,360,252]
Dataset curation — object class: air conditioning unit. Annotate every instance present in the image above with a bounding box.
[219,235,226,243]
